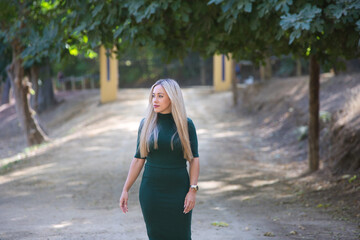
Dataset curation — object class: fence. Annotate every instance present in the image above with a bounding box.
[56,75,99,91]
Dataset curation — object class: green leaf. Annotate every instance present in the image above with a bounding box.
[72,22,87,35]
[289,30,301,44]
[349,175,357,183]
[208,0,223,5]
[356,20,360,31]
[244,3,252,13]
[85,49,97,59]
[69,46,79,56]
[40,0,58,13]
[29,88,35,95]
[92,3,104,17]
[319,111,331,123]
[182,13,189,22]
[222,0,234,13]
[83,35,88,43]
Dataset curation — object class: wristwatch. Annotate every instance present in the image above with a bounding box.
[190,185,199,191]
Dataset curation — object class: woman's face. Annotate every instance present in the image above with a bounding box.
[152,85,171,114]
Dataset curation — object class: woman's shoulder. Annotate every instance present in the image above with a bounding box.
[186,117,196,127]
[138,118,146,127]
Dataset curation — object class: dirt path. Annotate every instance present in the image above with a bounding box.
[0,88,358,240]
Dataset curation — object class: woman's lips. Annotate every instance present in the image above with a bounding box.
[154,105,160,108]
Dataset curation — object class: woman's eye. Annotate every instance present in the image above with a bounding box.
[159,95,163,98]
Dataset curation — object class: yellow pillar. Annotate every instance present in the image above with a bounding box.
[100,46,118,103]
[213,54,234,91]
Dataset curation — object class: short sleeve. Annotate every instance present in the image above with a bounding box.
[188,118,199,158]
[134,118,146,159]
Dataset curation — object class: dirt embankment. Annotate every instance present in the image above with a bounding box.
[238,73,360,225]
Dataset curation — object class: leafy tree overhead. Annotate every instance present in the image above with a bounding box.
[73,0,359,172]
[276,1,360,172]
[0,0,66,145]
[109,0,360,172]
[0,43,12,105]
[1,0,359,173]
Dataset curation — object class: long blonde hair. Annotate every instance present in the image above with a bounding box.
[139,79,194,162]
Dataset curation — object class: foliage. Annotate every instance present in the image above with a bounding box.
[207,0,360,65]
[0,1,64,67]
[2,1,359,72]
[319,111,331,123]
[295,126,308,141]
[348,175,357,183]
[0,43,12,81]
[52,53,99,77]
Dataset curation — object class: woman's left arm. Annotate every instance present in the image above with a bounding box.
[183,157,200,214]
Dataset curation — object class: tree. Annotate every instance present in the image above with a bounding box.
[278,1,360,171]
[104,0,360,172]
[0,1,63,145]
[0,43,12,105]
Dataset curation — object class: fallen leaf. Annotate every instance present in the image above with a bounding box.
[264,232,275,237]
[290,230,297,235]
[211,221,229,227]
[298,225,305,230]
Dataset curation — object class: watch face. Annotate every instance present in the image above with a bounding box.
[191,185,199,191]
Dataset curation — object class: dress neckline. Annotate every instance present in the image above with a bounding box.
[158,112,173,121]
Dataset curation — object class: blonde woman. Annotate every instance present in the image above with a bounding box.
[119,79,200,240]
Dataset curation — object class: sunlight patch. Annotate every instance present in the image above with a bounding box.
[248,179,278,187]
[52,221,73,229]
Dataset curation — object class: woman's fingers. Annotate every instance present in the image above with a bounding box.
[122,199,127,213]
[119,196,128,213]
[119,199,124,213]
[183,200,195,214]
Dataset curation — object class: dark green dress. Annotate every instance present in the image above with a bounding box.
[134,112,199,240]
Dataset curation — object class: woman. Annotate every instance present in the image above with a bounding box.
[119,79,200,240]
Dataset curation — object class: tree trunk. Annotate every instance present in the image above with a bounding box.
[260,64,265,81]
[30,65,39,112]
[232,59,237,106]
[1,72,11,105]
[308,55,320,172]
[38,78,57,113]
[260,57,272,81]
[8,40,48,146]
[37,63,57,113]
[265,57,272,79]
[296,58,302,76]
[200,57,206,85]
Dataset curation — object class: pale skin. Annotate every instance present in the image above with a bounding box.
[119,85,200,214]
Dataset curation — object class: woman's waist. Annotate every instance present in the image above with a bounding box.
[145,157,187,169]
[142,164,189,184]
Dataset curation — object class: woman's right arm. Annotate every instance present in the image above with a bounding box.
[119,157,145,213]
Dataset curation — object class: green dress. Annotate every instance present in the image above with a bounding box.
[134,112,199,240]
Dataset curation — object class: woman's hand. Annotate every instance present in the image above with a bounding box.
[119,190,129,213]
[183,190,196,214]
